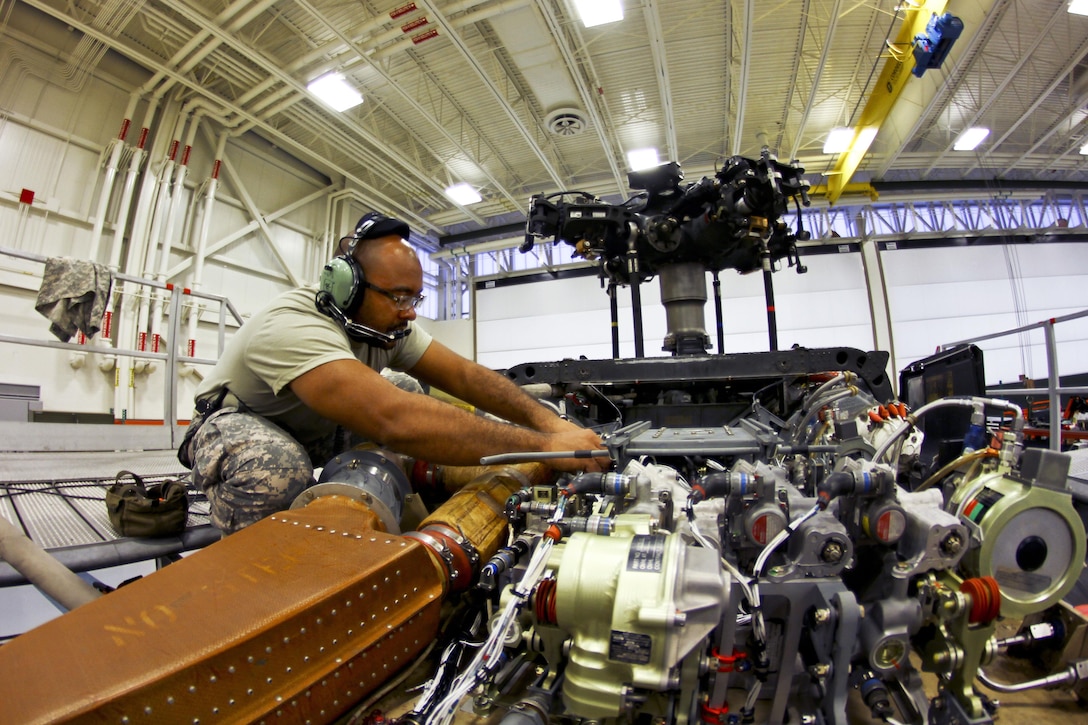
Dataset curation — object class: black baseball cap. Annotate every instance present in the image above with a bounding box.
[354,212,410,241]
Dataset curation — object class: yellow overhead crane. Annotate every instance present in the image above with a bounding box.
[825,0,948,205]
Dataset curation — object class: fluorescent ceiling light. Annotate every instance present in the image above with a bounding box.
[1069,0,1088,16]
[307,73,363,112]
[445,182,482,205]
[627,147,660,171]
[824,127,855,154]
[855,127,878,149]
[824,127,878,154]
[1080,142,1088,155]
[953,126,990,151]
[574,0,623,27]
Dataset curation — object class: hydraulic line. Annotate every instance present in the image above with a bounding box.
[977,659,1088,693]
[808,371,853,404]
[871,396,1023,463]
[793,385,859,444]
[916,447,997,492]
[479,449,612,466]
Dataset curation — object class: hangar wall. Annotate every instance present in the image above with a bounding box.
[475,241,1088,391]
[0,27,333,420]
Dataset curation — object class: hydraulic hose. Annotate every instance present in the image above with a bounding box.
[793,386,859,444]
[561,471,629,497]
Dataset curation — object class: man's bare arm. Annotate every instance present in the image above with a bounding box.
[407,340,573,434]
[290,358,606,471]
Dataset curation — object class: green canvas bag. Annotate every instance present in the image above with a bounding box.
[105,470,189,538]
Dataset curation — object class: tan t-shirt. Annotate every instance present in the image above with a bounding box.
[194,285,432,448]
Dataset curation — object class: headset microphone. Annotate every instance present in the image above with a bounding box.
[315,291,411,346]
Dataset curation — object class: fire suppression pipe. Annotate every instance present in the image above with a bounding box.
[149,108,201,358]
[132,133,181,376]
[87,93,138,264]
[185,131,227,361]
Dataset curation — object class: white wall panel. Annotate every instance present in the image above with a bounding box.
[476,252,873,368]
[0,33,333,420]
[885,243,1088,387]
[0,283,115,415]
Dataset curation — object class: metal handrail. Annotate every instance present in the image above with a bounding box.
[0,245,244,450]
[939,308,1088,451]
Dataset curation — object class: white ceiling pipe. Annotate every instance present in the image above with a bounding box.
[133,140,180,372]
[20,0,429,233]
[156,0,446,231]
[644,0,677,164]
[416,0,566,189]
[260,0,529,222]
[183,131,229,362]
[536,1,626,196]
[986,40,1088,176]
[731,0,754,156]
[112,90,183,416]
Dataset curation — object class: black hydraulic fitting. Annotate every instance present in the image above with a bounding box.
[562,471,629,497]
[859,675,893,719]
[690,471,734,505]
[816,470,854,509]
[478,538,532,594]
[504,489,534,521]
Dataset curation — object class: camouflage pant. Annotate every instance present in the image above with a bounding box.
[185,408,317,534]
[183,372,423,534]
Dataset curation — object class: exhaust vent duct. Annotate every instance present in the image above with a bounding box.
[547,108,587,136]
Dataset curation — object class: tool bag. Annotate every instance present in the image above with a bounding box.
[105,470,189,538]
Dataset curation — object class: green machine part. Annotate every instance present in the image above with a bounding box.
[952,449,1086,618]
[550,516,726,720]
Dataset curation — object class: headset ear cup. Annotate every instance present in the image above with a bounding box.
[319,255,365,314]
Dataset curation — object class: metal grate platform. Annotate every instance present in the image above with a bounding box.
[0,450,217,586]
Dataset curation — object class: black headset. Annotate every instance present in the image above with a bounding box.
[316,213,412,345]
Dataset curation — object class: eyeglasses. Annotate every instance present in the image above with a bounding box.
[363,280,425,311]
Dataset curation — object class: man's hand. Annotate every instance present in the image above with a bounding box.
[541,425,611,473]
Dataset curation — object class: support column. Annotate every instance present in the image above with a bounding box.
[858,213,897,398]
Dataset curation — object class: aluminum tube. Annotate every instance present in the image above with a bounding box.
[0,526,222,587]
[977,665,1078,693]
[479,450,612,466]
[0,515,101,610]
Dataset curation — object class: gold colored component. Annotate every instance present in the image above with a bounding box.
[437,462,553,496]
[0,495,443,724]
[418,465,546,562]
